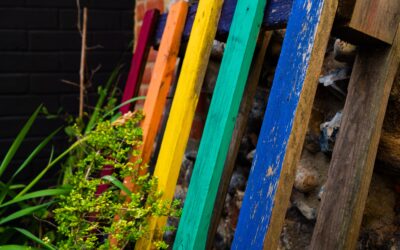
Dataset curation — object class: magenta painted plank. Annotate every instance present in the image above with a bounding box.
[120,9,160,114]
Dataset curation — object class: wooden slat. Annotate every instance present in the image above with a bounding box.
[173,0,267,248]
[231,0,338,249]
[145,0,224,247]
[153,0,293,46]
[310,25,400,250]
[131,3,189,248]
[120,9,160,114]
[206,31,272,249]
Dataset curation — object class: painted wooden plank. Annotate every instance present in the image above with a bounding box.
[173,0,267,247]
[231,0,338,249]
[120,9,160,114]
[153,0,293,46]
[206,31,272,249]
[129,3,189,248]
[145,0,224,246]
[310,25,400,250]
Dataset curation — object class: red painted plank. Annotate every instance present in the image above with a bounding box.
[120,9,160,114]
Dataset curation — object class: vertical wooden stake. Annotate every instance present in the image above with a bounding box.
[79,7,88,118]
[206,31,272,249]
[120,9,160,114]
[310,25,400,250]
[146,0,224,248]
[174,0,267,248]
[232,0,337,249]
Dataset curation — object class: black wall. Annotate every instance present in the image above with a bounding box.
[0,0,134,179]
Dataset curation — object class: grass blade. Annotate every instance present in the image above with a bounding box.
[14,227,56,250]
[0,105,42,178]
[85,65,123,134]
[16,138,88,198]
[102,175,132,196]
[102,96,146,118]
[0,189,70,208]
[0,201,54,225]
[0,245,40,250]
[11,128,62,181]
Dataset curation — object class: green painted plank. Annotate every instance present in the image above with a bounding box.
[173,0,267,249]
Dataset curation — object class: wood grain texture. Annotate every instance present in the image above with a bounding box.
[206,31,272,249]
[132,2,189,249]
[348,0,400,44]
[173,0,267,248]
[120,9,160,114]
[231,0,338,249]
[147,0,224,247]
[153,0,293,46]
[310,25,400,250]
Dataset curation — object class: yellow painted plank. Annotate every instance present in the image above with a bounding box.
[140,0,224,247]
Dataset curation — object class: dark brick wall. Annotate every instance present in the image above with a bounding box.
[0,0,134,179]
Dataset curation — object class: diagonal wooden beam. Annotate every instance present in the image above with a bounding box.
[120,9,159,114]
[144,0,224,247]
[231,0,338,249]
[206,31,272,249]
[173,0,268,248]
[310,25,400,250]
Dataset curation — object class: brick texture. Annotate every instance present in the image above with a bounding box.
[0,1,134,181]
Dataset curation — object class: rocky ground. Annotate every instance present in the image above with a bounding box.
[164,32,400,249]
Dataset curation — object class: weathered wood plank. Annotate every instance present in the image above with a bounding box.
[173,0,267,248]
[310,25,400,250]
[206,31,272,249]
[335,0,400,44]
[131,2,189,249]
[231,0,338,249]
[120,9,160,114]
[146,0,224,246]
[153,0,293,46]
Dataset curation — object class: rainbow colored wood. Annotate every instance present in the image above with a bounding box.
[150,0,224,246]
[232,0,337,249]
[132,2,189,248]
[120,9,159,114]
[173,0,267,249]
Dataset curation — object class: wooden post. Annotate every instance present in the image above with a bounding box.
[174,0,267,248]
[206,31,272,249]
[143,0,224,247]
[231,0,337,249]
[310,25,400,250]
[120,9,160,114]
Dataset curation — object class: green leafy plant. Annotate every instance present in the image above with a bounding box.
[53,111,180,250]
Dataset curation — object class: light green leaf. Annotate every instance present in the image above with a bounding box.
[14,227,56,250]
[0,245,40,250]
[102,175,132,196]
[0,202,53,225]
[102,96,146,118]
[0,189,70,208]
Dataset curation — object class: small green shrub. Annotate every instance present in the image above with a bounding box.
[53,111,180,250]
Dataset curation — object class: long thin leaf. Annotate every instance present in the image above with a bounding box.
[0,189,70,208]
[0,201,53,225]
[85,65,123,134]
[14,227,56,250]
[102,175,132,196]
[102,96,146,118]
[16,138,88,198]
[0,245,40,250]
[11,128,62,181]
[0,105,42,178]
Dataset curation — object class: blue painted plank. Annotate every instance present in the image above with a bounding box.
[231,0,337,249]
[153,0,293,46]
